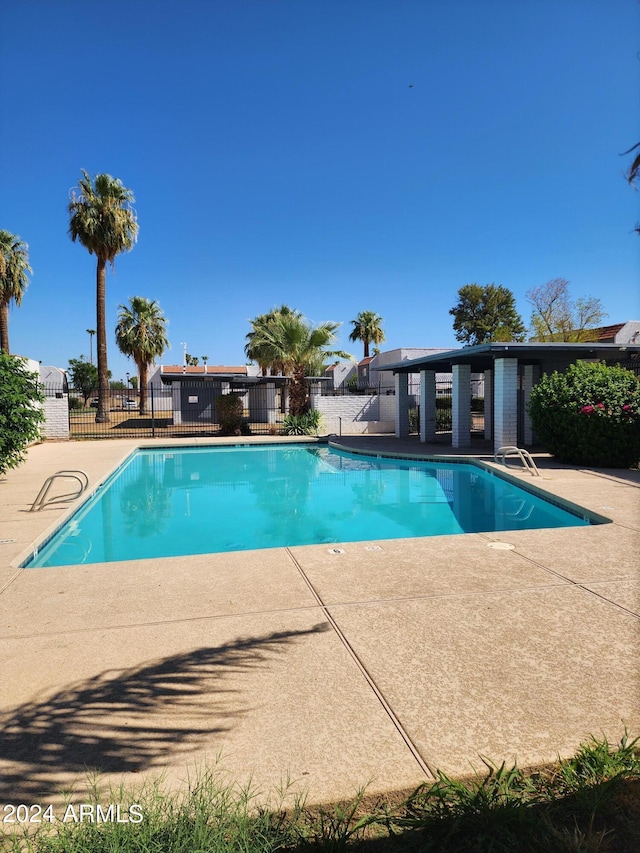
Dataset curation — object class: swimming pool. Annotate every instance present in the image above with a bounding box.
[25,444,596,568]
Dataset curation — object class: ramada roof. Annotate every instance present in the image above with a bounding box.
[385,342,640,374]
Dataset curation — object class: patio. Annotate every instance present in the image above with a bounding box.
[0,435,638,809]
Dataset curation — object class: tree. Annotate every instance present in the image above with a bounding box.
[68,171,138,423]
[348,311,386,358]
[0,353,45,476]
[115,296,169,415]
[86,328,96,365]
[623,141,640,187]
[67,356,99,406]
[185,354,199,366]
[622,142,640,234]
[449,284,526,346]
[0,231,32,354]
[527,278,607,342]
[245,312,351,415]
[245,305,302,375]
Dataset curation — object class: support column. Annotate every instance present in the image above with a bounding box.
[493,357,519,452]
[483,369,493,441]
[395,373,409,437]
[172,384,181,425]
[522,365,540,445]
[419,369,436,443]
[452,363,471,447]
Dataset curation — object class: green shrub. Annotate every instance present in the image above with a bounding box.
[283,410,322,435]
[0,353,46,476]
[69,396,83,411]
[216,392,247,435]
[409,401,454,432]
[528,361,640,467]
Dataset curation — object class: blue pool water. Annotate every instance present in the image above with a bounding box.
[26,445,592,568]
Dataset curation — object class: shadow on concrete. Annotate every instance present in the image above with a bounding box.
[112,418,173,430]
[0,622,329,802]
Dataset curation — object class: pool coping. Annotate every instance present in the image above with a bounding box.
[16,438,611,570]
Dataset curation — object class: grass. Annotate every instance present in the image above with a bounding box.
[2,733,639,853]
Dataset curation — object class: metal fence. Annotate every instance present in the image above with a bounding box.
[321,379,421,396]
[53,383,289,440]
[407,375,486,435]
[42,377,487,440]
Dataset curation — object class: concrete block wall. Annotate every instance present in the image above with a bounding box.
[43,396,70,439]
[493,357,519,449]
[311,394,395,434]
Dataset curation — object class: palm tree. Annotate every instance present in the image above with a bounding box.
[86,328,96,364]
[623,142,640,234]
[245,305,302,375]
[115,297,169,415]
[0,231,32,354]
[68,171,138,423]
[623,141,640,186]
[247,312,350,415]
[348,311,385,359]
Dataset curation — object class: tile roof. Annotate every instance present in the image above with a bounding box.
[593,323,626,342]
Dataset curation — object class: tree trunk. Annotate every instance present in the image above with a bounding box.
[288,364,309,416]
[0,301,9,353]
[363,339,370,358]
[139,360,148,415]
[95,257,111,423]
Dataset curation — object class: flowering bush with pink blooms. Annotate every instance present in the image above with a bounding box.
[528,361,640,467]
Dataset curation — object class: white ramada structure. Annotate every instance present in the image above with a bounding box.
[384,341,640,453]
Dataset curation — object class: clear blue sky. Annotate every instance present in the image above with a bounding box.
[2,0,639,383]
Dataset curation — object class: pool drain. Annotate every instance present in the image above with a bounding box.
[487,541,515,550]
[328,547,346,555]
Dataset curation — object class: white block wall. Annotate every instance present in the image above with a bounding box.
[483,369,493,441]
[493,357,519,450]
[43,396,70,439]
[452,364,471,447]
[311,393,395,434]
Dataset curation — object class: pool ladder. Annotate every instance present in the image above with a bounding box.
[494,446,540,477]
[30,470,89,512]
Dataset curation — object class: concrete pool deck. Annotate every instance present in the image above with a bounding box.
[0,435,638,810]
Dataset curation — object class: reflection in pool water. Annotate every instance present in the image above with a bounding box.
[26,445,592,568]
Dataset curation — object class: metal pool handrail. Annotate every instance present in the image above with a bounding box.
[30,470,89,512]
[494,446,540,477]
